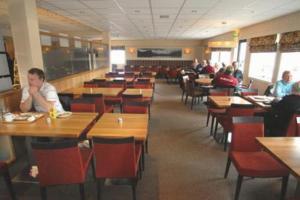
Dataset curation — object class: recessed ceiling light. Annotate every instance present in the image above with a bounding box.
[134,10,140,13]
[221,21,227,25]
[160,15,169,19]
[191,10,197,13]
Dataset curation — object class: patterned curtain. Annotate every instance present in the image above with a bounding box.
[249,34,277,53]
[280,31,300,52]
[211,47,231,52]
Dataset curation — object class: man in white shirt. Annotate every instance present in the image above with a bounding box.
[20,68,64,113]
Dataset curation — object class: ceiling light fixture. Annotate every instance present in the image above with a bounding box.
[134,10,140,13]
[191,10,197,13]
[160,15,169,19]
[222,21,227,25]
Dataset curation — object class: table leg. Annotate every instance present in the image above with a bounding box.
[295,181,300,197]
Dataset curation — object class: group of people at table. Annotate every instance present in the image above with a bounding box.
[188,59,300,137]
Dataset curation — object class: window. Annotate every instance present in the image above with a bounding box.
[237,40,247,71]
[249,52,276,82]
[278,52,300,81]
[210,51,231,66]
[110,49,125,65]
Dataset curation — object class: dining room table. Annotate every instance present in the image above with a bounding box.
[256,137,300,197]
[64,87,124,97]
[208,96,252,108]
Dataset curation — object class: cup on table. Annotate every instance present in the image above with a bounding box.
[3,113,15,122]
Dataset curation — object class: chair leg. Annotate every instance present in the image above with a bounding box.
[131,179,137,200]
[181,91,185,102]
[97,179,102,200]
[191,96,194,110]
[142,144,145,171]
[224,131,229,151]
[3,169,17,200]
[210,116,215,136]
[184,95,188,105]
[79,183,85,200]
[234,175,244,200]
[40,186,47,200]
[206,112,210,127]
[280,175,289,200]
[224,157,231,178]
[213,120,219,138]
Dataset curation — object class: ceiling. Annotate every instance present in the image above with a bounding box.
[1,0,300,40]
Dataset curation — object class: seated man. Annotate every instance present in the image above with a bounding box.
[20,68,64,113]
[264,81,300,136]
[200,60,215,74]
[232,61,243,84]
[212,66,238,88]
[273,70,294,98]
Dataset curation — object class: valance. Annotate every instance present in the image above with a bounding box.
[111,46,125,50]
[249,34,277,53]
[280,31,300,52]
[211,47,232,52]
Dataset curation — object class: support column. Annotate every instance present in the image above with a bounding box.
[7,0,43,86]
[102,32,111,70]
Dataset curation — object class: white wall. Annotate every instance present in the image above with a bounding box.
[111,39,203,61]
[205,11,300,94]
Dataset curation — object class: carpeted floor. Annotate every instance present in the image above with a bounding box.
[0,80,298,200]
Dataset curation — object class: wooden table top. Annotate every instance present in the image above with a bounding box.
[64,87,123,97]
[88,113,149,141]
[0,113,98,138]
[244,95,274,109]
[208,96,252,108]
[195,78,213,85]
[123,89,153,98]
[256,137,300,179]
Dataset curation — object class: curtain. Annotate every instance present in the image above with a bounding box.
[249,34,277,53]
[280,31,300,52]
[111,46,125,50]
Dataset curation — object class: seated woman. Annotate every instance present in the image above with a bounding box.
[264,81,300,136]
[273,70,294,98]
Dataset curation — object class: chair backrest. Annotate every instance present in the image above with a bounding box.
[240,88,259,96]
[32,140,85,186]
[93,79,107,87]
[214,86,235,96]
[134,81,152,89]
[109,79,126,88]
[92,137,137,178]
[58,93,74,111]
[84,81,98,88]
[70,98,96,112]
[231,116,264,152]
[209,88,229,96]
[285,113,300,136]
[82,93,105,114]
[122,94,143,102]
[264,85,274,96]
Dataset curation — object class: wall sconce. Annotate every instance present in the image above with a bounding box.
[184,48,192,54]
[205,48,211,54]
[128,48,136,53]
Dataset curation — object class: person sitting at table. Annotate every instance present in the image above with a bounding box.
[200,60,215,74]
[212,65,238,88]
[232,61,243,84]
[273,70,294,98]
[20,68,64,113]
[264,81,300,136]
[191,58,203,73]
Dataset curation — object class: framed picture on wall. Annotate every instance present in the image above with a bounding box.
[137,48,182,58]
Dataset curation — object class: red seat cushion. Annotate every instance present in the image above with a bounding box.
[231,151,288,177]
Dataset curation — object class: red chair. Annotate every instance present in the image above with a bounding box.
[185,80,204,110]
[240,88,258,96]
[167,68,178,83]
[82,93,113,115]
[206,88,228,135]
[93,79,107,87]
[92,137,142,200]
[108,79,126,88]
[58,93,74,111]
[0,162,17,200]
[134,79,152,89]
[70,98,96,112]
[83,81,98,88]
[224,116,289,200]
[285,113,300,136]
[32,140,93,200]
[122,94,149,114]
[215,104,255,151]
